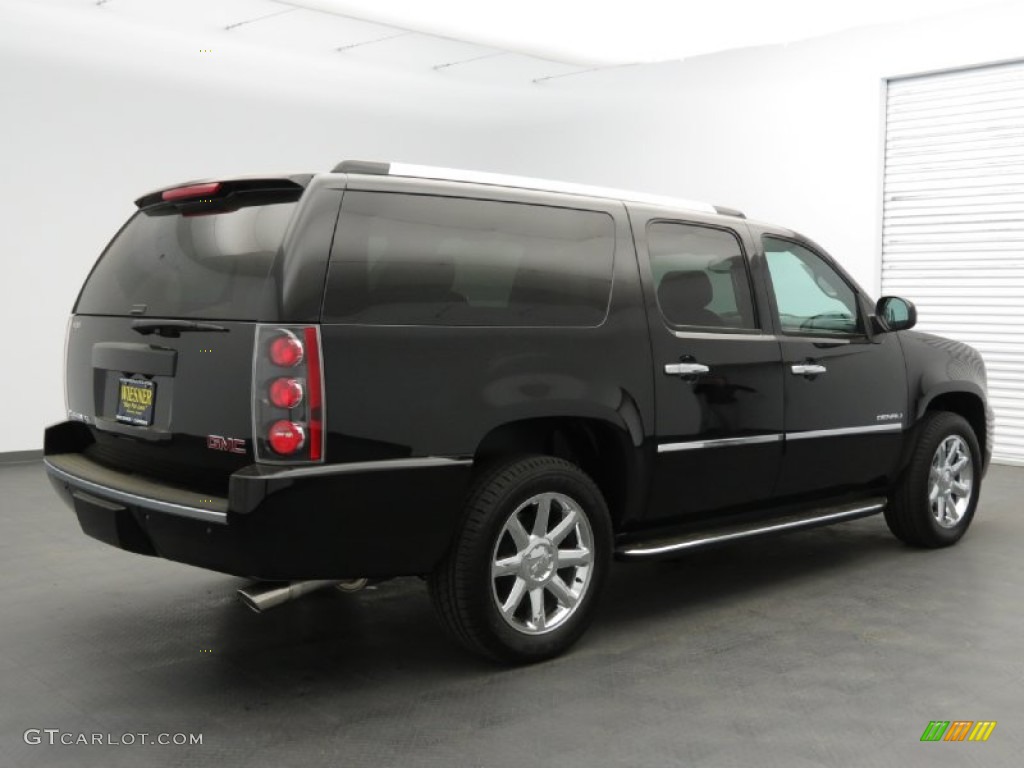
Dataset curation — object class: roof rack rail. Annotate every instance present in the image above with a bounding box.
[330,160,720,215]
[713,205,746,218]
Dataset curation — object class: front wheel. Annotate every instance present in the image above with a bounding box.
[429,456,612,664]
[885,412,982,548]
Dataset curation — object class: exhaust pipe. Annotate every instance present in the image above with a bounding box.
[238,579,366,613]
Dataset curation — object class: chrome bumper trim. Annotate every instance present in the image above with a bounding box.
[43,459,229,525]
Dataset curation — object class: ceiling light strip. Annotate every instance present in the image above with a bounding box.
[434,51,509,71]
[336,31,412,52]
[225,7,298,32]
[270,0,582,66]
[533,62,641,84]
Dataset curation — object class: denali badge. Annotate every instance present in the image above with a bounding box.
[876,413,903,422]
[207,435,247,454]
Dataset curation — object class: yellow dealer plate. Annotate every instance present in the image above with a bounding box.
[115,377,156,427]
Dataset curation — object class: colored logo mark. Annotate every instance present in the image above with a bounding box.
[920,721,996,742]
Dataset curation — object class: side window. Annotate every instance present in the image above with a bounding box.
[323,192,614,327]
[646,221,757,330]
[763,237,860,336]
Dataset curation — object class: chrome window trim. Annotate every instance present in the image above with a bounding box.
[43,459,229,525]
[671,329,855,344]
[671,330,776,342]
[779,334,853,345]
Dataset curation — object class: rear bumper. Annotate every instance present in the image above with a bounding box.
[44,422,472,580]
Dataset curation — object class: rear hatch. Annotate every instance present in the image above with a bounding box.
[65,177,312,495]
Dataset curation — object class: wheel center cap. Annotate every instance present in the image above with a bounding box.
[523,541,556,583]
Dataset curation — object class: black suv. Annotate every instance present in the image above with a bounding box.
[44,160,993,663]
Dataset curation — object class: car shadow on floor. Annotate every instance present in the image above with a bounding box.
[42,514,909,715]
[203,516,901,678]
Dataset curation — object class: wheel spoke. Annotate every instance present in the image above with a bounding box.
[928,483,940,503]
[952,480,970,497]
[950,454,970,473]
[492,555,521,578]
[944,495,957,524]
[507,515,531,550]
[547,576,578,609]
[557,547,592,568]
[945,447,958,471]
[529,588,546,629]
[533,496,552,537]
[501,577,527,616]
[549,509,579,544]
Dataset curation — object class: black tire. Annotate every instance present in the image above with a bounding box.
[885,411,982,548]
[429,455,612,664]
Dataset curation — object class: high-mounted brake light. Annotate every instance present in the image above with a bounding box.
[253,325,325,463]
[161,182,222,202]
[269,377,304,410]
[269,334,304,367]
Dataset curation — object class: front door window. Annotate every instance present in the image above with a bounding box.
[763,237,860,336]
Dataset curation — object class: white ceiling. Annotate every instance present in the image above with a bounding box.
[39,0,1009,83]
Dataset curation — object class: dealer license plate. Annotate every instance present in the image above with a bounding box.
[115,377,156,426]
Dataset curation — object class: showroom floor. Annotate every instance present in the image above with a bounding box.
[0,461,1020,767]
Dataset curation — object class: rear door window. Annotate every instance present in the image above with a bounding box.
[323,192,615,327]
[646,221,758,330]
[75,201,299,320]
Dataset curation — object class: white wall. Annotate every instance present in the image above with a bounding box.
[498,1,1024,298]
[0,1,585,453]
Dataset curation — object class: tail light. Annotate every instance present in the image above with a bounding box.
[253,325,325,463]
[269,377,304,409]
[269,335,304,367]
[267,420,305,455]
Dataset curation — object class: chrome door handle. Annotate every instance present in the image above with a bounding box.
[665,362,710,376]
[791,363,827,376]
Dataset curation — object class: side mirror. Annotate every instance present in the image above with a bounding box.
[875,296,917,332]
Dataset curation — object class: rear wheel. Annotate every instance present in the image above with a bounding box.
[885,412,981,548]
[429,456,612,664]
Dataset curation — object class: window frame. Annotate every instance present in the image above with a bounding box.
[760,234,867,340]
[644,218,762,335]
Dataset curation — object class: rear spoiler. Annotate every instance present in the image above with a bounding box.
[134,174,313,209]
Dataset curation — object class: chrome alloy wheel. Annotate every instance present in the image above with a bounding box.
[490,492,594,636]
[929,435,974,529]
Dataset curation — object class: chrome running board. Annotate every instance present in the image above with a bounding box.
[616,498,886,559]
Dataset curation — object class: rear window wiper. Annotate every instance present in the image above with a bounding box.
[131,320,230,338]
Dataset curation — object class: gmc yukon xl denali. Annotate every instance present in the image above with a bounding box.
[44,161,993,663]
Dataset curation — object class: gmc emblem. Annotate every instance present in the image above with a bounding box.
[207,435,247,454]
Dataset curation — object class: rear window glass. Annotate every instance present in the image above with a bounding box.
[75,202,298,320]
[323,192,615,326]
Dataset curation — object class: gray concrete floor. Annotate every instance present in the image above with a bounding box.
[0,461,1021,768]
